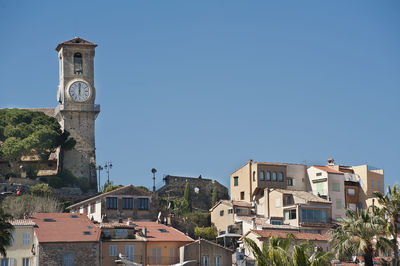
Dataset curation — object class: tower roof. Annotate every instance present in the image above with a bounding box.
[56,37,97,51]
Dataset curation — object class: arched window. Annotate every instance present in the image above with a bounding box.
[279,172,284,182]
[259,171,265,181]
[272,172,277,181]
[74,53,83,74]
[266,171,271,181]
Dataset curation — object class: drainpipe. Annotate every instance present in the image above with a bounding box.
[267,188,270,219]
[249,160,253,202]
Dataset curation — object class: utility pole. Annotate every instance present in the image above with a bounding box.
[96,165,103,192]
[104,161,112,184]
[151,168,157,192]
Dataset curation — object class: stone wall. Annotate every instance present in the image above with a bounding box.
[38,242,100,266]
[157,175,229,211]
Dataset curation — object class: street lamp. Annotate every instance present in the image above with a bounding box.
[104,162,113,184]
[96,165,103,192]
[151,168,157,192]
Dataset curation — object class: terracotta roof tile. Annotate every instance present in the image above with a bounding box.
[134,221,193,242]
[31,213,100,242]
[312,165,344,174]
[252,230,329,241]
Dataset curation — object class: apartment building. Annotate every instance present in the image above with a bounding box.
[307,165,346,220]
[31,213,101,266]
[258,188,332,234]
[326,160,384,210]
[0,219,35,266]
[67,185,157,223]
[210,200,252,234]
[230,160,310,202]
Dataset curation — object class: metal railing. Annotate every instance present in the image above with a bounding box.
[146,256,180,265]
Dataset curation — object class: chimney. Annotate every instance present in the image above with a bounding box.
[141,227,147,236]
[126,218,133,226]
[327,158,335,166]
[251,217,256,230]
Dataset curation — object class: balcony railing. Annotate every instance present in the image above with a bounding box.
[146,256,179,265]
[300,218,332,225]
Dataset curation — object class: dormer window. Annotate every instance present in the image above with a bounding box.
[74,53,83,74]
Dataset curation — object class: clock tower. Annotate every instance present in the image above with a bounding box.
[55,37,100,191]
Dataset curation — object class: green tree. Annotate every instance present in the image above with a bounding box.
[0,208,13,257]
[102,181,123,193]
[0,109,75,173]
[194,226,217,241]
[329,208,386,266]
[184,183,192,212]
[373,185,400,265]
[211,187,218,207]
[30,183,52,197]
[185,211,211,227]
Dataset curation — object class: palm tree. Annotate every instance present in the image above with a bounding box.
[329,208,386,266]
[244,235,331,266]
[0,208,14,257]
[373,184,400,265]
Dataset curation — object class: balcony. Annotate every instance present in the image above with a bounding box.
[300,218,332,226]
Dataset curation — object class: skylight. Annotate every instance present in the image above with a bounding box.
[71,215,79,218]
[83,231,91,235]
[158,229,168,233]
[43,218,56,222]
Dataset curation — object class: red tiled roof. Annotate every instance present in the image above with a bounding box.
[31,213,100,242]
[134,221,193,242]
[312,165,344,174]
[210,200,252,211]
[99,222,137,229]
[252,230,329,241]
[11,219,35,226]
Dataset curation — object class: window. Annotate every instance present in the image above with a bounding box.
[22,258,30,266]
[90,202,96,213]
[278,172,284,182]
[300,209,327,223]
[114,229,128,238]
[219,210,224,216]
[122,198,133,209]
[109,245,117,256]
[152,247,161,265]
[74,53,83,74]
[103,230,111,238]
[170,247,179,264]
[272,172,277,181]
[275,198,281,207]
[347,188,355,195]
[316,172,322,176]
[252,171,256,181]
[83,205,88,214]
[201,256,209,266]
[377,180,381,190]
[240,191,244,200]
[62,253,74,266]
[235,208,247,215]
[332,182,340,192]
[106,197,117,209]
[316,183,324,194]
[358,202,363,210]
[228,209,233,214]
[349,203,356,211]
[138,198,149,210]
[270,220,283,225]
[233,176,239,186]
[284,209,296,220]
[259,171,265,181]
[287,178,293,186]
[1,259,15,266]
[266,171,271,181]
[214,256,221,266]
[371,179,375,188]
[336,200,342,209]
[22,232,30,245]
[125,245,134,262]
[304,230,321,234]
[10,232,14,246]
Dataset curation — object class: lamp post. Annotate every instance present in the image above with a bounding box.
[151,168,157,192]
[96,165,103,192]
[104,161,113,184]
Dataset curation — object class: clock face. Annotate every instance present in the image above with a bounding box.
[69,81,90,102]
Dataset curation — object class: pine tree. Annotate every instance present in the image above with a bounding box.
[184,183,192,212]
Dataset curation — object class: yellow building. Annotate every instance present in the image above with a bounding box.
[0,219,35,266]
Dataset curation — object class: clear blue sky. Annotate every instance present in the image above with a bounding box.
[1,1,399,191]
